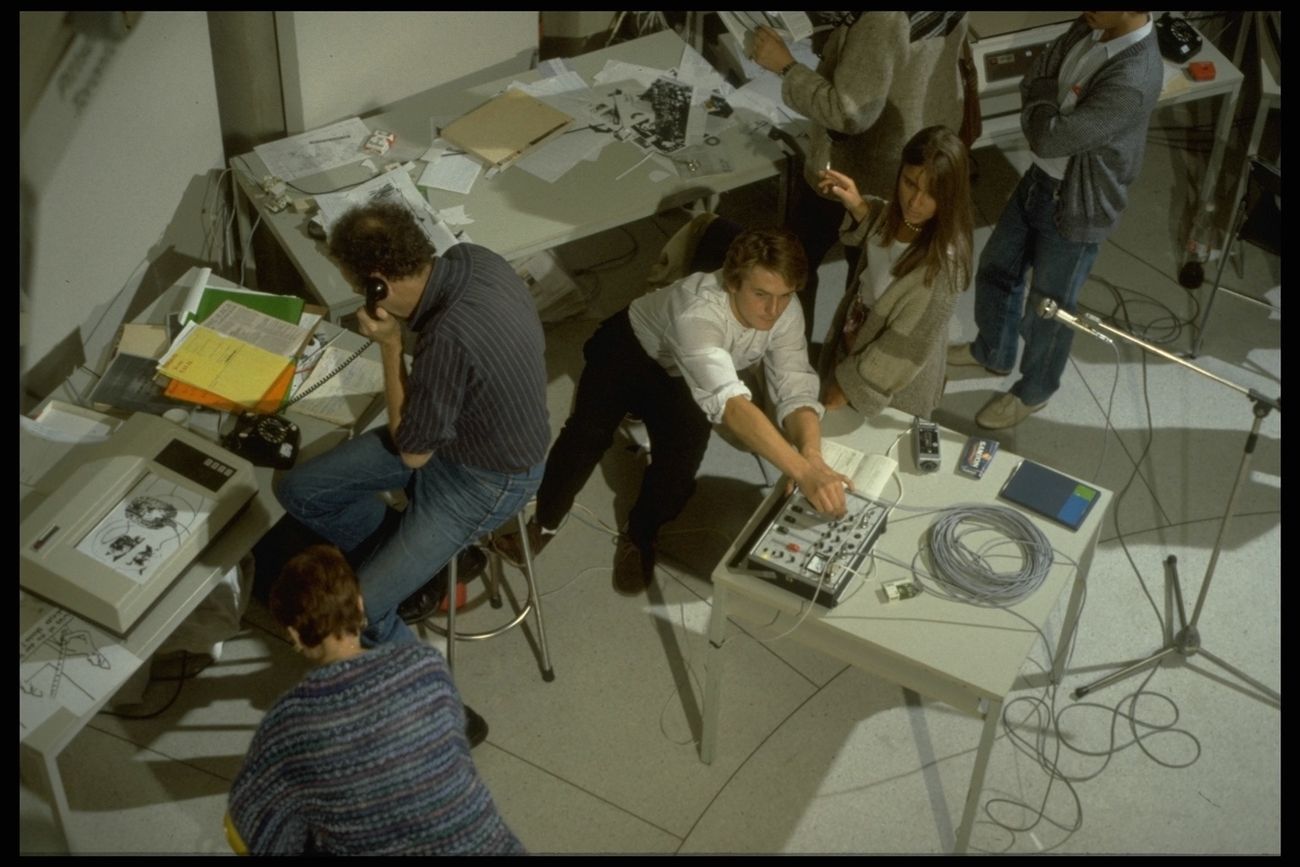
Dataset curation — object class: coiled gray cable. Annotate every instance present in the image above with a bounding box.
[927,504,1054,605]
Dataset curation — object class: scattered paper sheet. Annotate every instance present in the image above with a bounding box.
[593,59,666,89]
[718,11,813,49]
[435,205,474,225]
[514,126,611,183]
[676,43,732,102]
[20,604,142,741]
[536,57,575,78]
[314,170,456,252]
[511,70,590,98]
[290,345,384,427]
[1160,63,1191,99]
[73,471,217,585]
[253,117,371,182]
[417,153,482,194]
[718,32,818,87]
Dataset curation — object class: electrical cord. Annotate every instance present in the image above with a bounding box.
[97,650,214,721]
[1062,335,1122,483]
[925,505,1055,606]
[238,211,263,290]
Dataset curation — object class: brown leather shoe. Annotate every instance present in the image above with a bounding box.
[491,518,553,568]
[612,536,655,596]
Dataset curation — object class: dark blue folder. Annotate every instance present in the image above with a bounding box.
[998,460,1101,531]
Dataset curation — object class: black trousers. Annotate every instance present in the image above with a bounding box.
[534,309,712,547]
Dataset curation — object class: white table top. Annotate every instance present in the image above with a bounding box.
[711,407,1111,713]
[234,30,793,319]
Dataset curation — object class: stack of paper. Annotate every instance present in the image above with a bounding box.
[178,267,306,327]
[156,301,315,413]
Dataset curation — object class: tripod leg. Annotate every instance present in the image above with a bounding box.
[1072,645,1180,700]
[1185,411,1264,632]
[1166,555,1189,634]
[1195,649,1281,707]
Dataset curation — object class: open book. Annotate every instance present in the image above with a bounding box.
[820,439,898,501]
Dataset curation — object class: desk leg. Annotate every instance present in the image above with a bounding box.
[1184,80,1243,269]
[1053,573,1088,685]
[954,697,1002,854]
[700,584,729,765]
[1054,526,1099,683]
[21,747,73,853]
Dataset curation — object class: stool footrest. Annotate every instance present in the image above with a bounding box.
[426,599,535,641]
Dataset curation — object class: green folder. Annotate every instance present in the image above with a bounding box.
[193,287,305,325]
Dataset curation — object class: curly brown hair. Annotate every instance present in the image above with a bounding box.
[721,227,809,293]
[327,202,435,281]
[269,545,365,648]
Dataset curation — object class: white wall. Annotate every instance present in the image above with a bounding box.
[21,11,225,400]
[276,11,538,133]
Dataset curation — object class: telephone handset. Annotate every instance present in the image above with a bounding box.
[364,277,388,317]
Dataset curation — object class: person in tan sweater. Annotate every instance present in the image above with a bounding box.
[815,125,973,419]
[751,13,968,352]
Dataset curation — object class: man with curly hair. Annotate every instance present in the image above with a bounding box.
[274,203,549,743]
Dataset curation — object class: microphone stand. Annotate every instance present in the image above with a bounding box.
[1063,316,1281,708]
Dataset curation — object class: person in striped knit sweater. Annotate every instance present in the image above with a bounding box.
[226,545,522,855]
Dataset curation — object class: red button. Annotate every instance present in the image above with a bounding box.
[786,543,801,553]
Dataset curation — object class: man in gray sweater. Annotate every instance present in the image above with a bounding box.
[949,12,1163,429]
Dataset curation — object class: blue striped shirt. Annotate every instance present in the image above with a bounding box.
[229,643,523,854]
[398,244,550,472]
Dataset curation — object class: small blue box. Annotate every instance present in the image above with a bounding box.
[958,436,998,479]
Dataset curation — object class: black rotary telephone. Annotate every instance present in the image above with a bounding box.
[1155,13,1202,63]
[225,411,301,470]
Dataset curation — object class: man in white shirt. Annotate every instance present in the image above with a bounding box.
[498,228,849,594]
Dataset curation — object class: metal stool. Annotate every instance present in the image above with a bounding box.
[422,512,555,682]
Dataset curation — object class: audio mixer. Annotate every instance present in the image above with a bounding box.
[729,488,889,606]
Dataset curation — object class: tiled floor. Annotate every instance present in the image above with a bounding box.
[20,106,1280,854]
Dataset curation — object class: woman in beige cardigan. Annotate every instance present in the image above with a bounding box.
[816,125,973,419]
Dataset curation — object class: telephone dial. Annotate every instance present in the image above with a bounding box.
[223,411,301,470]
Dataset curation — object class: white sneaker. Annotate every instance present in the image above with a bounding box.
[976,392,1046,430]
[947,343,1011,376]
[622,415,651,455]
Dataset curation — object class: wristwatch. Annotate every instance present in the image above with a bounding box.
[779,60,798,77]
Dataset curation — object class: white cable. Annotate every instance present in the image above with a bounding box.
[927,504,1055,605]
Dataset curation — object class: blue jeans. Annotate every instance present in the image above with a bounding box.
[276,430,542,646]
[970,165,1100,407]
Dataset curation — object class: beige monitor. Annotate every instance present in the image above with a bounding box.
[20,413,257,634]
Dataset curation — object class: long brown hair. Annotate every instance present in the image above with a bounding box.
[878,125,974,289]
